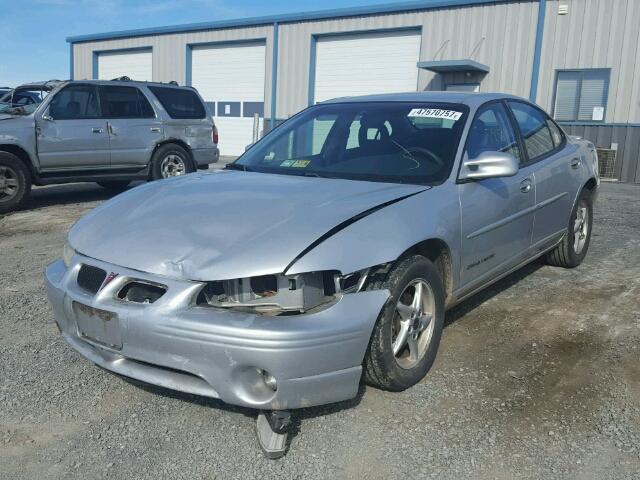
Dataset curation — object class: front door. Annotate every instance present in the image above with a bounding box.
[100,85,161,167]
[37,84,110,170]
[458,101,536,290]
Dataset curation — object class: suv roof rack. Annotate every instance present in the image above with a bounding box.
[106,77,181,87]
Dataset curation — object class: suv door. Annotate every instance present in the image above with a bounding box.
[37,84,109,170]
[458,101,536,290]
[507,101,579,251]
[100,85,162,167]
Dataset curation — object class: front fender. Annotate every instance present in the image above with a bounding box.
[287,185,462,286]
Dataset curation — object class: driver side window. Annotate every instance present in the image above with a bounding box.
[48,85,100,120]
[466,103,522,164]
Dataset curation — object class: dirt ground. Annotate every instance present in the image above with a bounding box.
[0,181,639,479]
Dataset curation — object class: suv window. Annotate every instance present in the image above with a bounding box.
[508,101,556,162]
[100,86,155,118]
[465,102,522,164]
[49,85,100,120]
[148,86,205,119]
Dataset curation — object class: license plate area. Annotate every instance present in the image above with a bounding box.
[73,302,122,350]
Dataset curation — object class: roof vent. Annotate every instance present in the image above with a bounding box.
[558,2,569,15]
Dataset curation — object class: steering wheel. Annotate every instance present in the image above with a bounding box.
[403,147,445,171]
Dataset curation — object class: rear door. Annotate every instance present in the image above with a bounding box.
[507,101,579,251]
[458,101,536,289]
[37,84,110,170]
[100,85,161,167]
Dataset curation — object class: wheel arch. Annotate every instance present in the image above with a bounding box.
[150,139,196,174]
[584,176,598,193]
[366,238,454,304]
[400,238,454,302]
[0,144,36,183]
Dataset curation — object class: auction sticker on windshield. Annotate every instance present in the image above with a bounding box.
[281,160,311,168]
[408,108,463,121]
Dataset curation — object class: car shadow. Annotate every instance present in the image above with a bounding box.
[11,182,144,213]
[444,258,545,326]
[16,183,116,212]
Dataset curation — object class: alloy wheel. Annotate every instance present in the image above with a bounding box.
[573,201,589,254]
[391,279,436,369]
[160,154,187,178]
[0,166,19,201]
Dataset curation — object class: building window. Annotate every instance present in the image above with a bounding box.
[553,69,610,122]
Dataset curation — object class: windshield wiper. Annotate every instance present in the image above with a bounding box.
[224,163,253,172]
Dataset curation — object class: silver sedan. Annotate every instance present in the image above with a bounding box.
[45,92,599,455]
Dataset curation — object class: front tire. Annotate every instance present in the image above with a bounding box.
[150,144,194,180]
[546,188,593,268]
[363,255,445,391]
[0,152,31,215]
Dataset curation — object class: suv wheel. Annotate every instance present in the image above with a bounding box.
[0,152,31,215]
[363,255,445,391]
[150,144,194,180]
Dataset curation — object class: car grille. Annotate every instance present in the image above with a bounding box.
[77,264,107,294]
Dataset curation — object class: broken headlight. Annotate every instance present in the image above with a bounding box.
[196,269,370,315]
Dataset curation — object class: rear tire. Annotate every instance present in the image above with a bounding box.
[97,181,130,192]
[546,188,593,268]
[150,144,194,180]
[363,255,445,391]
[0,152,31,215]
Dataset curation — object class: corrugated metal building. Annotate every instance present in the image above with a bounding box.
[67,0,640,183]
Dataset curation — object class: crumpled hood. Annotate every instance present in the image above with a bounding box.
[69,170,426,281]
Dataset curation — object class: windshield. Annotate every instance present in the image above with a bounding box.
[0,88,49,110]
[234,102,469,185]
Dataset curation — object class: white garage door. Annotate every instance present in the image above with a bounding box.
[191,43,266,157]
[97,50,152,81]
[313,30,422,103]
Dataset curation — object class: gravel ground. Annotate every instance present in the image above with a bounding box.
[1,181,639,480]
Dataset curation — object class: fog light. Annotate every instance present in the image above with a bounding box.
[259,369,278,391]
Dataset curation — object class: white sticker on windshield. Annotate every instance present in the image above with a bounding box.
[408,108,463,121]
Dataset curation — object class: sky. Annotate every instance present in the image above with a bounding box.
[0,0,396,87]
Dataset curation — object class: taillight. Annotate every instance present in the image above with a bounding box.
[212,126,219,145]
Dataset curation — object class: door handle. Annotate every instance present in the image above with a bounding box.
[150,127,161,133]
[520,178,532,193]
[570,157,582,169]
[92,127,104,134]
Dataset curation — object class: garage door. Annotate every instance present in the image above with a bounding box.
[97,50,152,81]
[191,43,266,157]
[313,30,422,103]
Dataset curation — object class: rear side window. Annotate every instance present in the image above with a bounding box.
[49,84,100,120]
[148,86,205,119]
[508,101,556,162]
[100,86,155,118]
[546,118,565,148]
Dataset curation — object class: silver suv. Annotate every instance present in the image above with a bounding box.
[0,79,219,213]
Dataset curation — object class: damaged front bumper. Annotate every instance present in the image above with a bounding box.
[44,255,389,410]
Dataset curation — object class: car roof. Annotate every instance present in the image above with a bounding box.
[321,91,524,109]
[66,79,192,89]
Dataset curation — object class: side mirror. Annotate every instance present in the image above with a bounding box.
[245,142,254,152]
[459,151,519,181]
[41,109,54,122]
